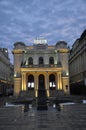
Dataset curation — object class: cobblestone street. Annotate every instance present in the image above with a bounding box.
[0,102,86,130]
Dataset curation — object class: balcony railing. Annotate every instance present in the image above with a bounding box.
[21,64,62,68]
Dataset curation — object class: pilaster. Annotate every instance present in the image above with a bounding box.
[45,72,49,97]
[34,72,38,97]
[21,72,27,91]
[57,72,62,90]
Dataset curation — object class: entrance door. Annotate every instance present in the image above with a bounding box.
[37,74,48,110]
[28,75,34,89]
[28,74,35,97]
[49,74,56,97]
[38,74,45,89]
[49,74,56,89]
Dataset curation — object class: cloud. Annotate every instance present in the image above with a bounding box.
[0,0,86,63]
[0,0,12,6]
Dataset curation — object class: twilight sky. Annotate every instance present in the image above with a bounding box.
[0,0,86,63]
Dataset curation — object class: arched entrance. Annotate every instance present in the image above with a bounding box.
[49,74,56,89]
[38,74,45,89]
[28,74,35,97]
[49,74,56,97]
[28,75,34,89]
[37,74,48,110]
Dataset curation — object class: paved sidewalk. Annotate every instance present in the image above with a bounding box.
[0,103,86,130]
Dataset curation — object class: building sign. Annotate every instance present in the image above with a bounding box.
[34,38,47,44]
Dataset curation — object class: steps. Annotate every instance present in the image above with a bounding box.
[37,87,48,110]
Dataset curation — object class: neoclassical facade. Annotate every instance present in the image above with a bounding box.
[12,40,69,97]
[69,30,86,95]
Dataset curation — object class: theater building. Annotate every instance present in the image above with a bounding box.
[12,39,69,97]
[69,30,86,95]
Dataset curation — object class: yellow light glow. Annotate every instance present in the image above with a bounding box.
[66,72,69,76]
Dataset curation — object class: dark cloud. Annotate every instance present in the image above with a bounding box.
[0,0,86,63]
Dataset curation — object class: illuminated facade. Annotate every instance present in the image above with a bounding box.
[12,40,69,97]
[0,48,13,96]
[69,30,86,95]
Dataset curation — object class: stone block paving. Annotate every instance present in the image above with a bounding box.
[0,104,86,130]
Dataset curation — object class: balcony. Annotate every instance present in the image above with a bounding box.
[21,64,62,68]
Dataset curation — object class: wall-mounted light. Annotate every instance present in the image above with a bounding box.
[66,72,69,76]
[14,72,17,77]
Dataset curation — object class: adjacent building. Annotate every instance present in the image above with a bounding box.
[12,39,69,97]
[69,30,86,95]
[0,48,13,96]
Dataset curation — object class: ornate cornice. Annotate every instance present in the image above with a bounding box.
[12,49,24,54]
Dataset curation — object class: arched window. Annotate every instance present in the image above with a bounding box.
[49,74,56,89]
[28,57,33,65]
[28,75,34,88]
[39,57,44,65]
[49,57,54,64]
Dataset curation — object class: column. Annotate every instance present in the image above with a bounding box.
[34,72,38,97]
[45,72,49,97]
[56,72,59,90]
[57,72,62,90]
[21,72,27,91]
[21,73,24,91]
[59,72,62,90]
